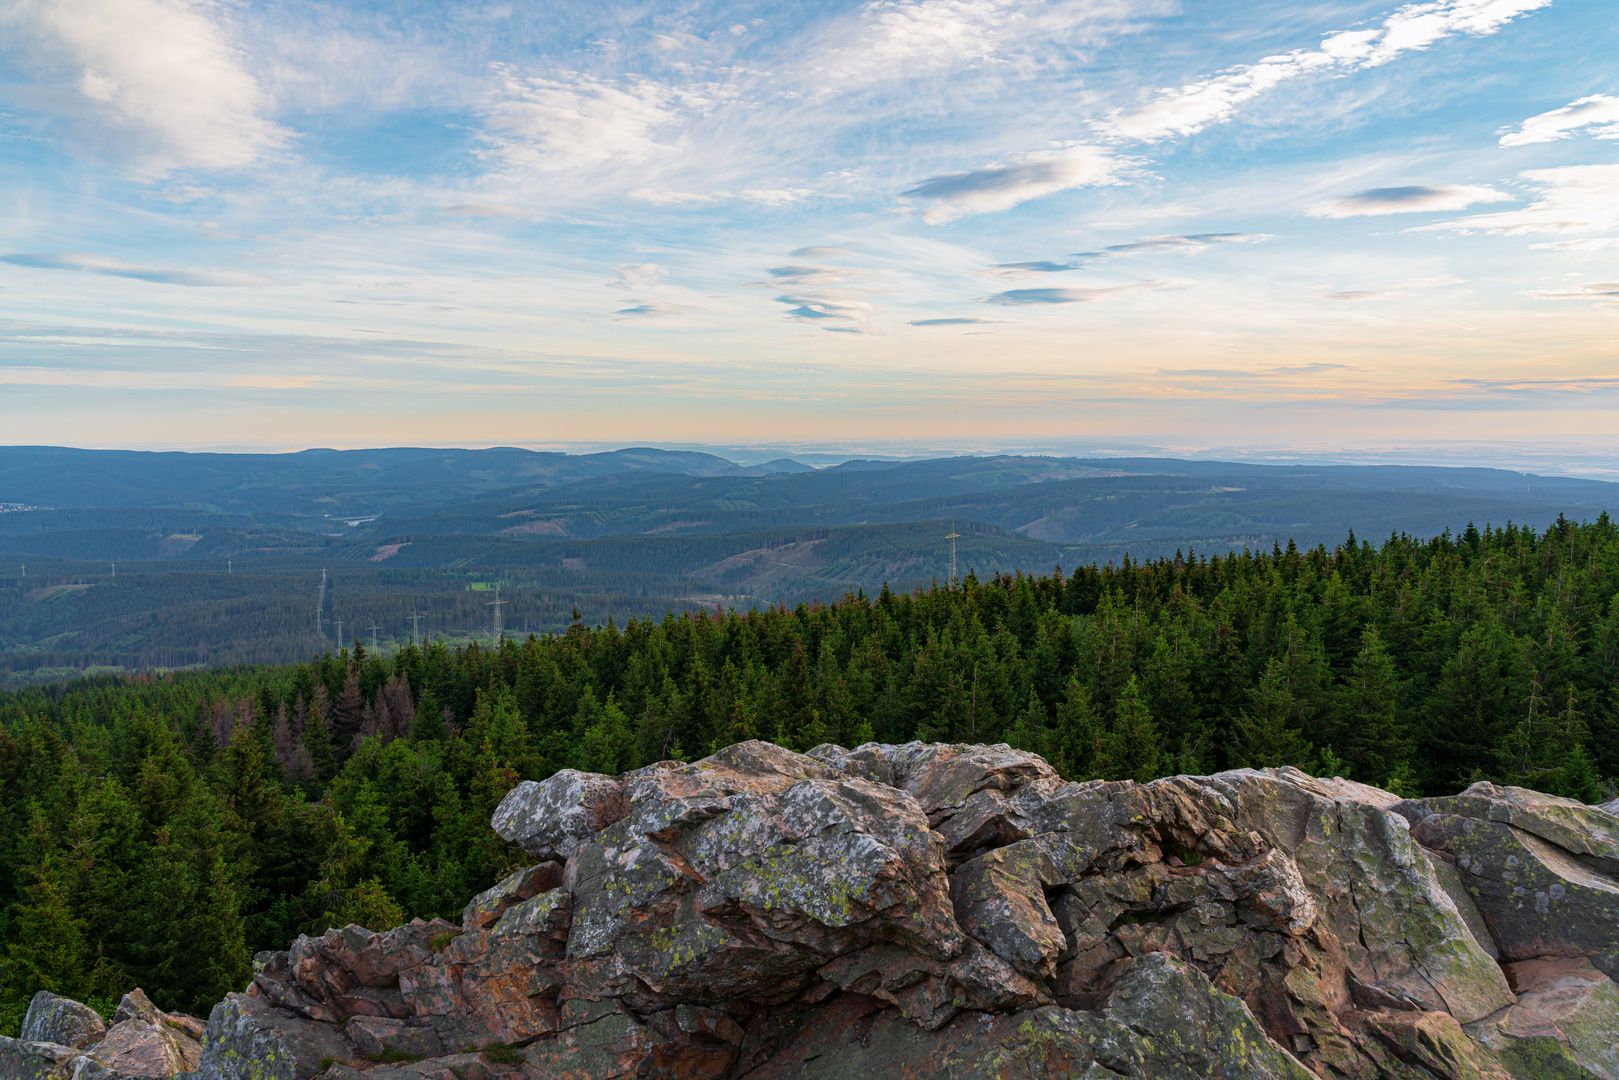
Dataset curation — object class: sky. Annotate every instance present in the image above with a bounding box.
[0,0,1616,465]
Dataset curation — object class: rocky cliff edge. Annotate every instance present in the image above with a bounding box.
[8,740,1619,1079]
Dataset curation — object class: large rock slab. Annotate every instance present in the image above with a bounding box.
[20,992,106,1050]
[818,939,1042,1029]
[193,992,354,1080]
[90,1016,198,1077]
[949,838,1069,977]
[1467,957,1619,1079]
[748,953,1314,1079]
[564,771,964,1003]
[460,861,564,930]
[0,1037,83,1080]
[491,769,627,861]
[1410,812,1619,980]
[1406,782,1619,877]
[1365,1009,1514,1080]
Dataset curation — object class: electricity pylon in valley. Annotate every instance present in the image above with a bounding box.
[946,520,962,585]
[487,584,507,643]
[316,569,327,634]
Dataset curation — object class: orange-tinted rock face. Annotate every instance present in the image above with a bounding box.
[114,742,1619,1080]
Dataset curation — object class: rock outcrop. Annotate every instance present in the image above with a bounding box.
[0,989,204,1079]
[17,745,1619,1079]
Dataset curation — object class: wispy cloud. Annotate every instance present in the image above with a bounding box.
[791,247,851,258]
[976,260,1079,280]
[1527,281,1619,301]
[1322,275,1464,301]
[983,279,1189,304]
[1308,185,1511,218]
[0,0,289,176]
[1530,238,1619,252]
[1415,165,1619,236]
[1,252,272,287]
[980,234,1266,278]
[441,204,527,217]
[609,263,668,289]
[614,302,685,317]
[910,316,1003,325]
[1500,95,1619,146]
[1095,0,1550,143]
[479,67,695,175]
[903,147,1133,224]
[776,292,877,329]
[1073,232,1270,257]
[764,265,874,287]
[814,0,1138,87]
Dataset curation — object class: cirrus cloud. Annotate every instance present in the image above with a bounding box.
[1096,0,1551,143]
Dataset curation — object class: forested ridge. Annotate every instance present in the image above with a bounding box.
[3,516,1618,1036]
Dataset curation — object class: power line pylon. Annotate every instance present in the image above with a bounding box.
[368,622,382,654]
[487,584,507,643]
[316,569,327,634]
[408,608,427,641]
[946,520,962,585]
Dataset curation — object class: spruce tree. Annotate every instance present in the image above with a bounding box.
[4,846,90,1001]
[1339,627,1409,786]
[1229,660,1314,770]
[1050,676,1103,780]
[1101,676,1161,783]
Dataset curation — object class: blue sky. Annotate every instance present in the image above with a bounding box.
[0,0,1615,463]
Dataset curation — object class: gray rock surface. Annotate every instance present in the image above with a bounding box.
[40,739,1619,1080]
[20,993,105,1050]
[490,769,626,861]
[193,992,354,1080]
[0,1037,82,1080]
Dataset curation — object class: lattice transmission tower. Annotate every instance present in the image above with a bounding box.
[487,584,507,643]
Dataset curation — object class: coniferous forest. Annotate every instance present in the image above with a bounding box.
[3,517,1618,1035]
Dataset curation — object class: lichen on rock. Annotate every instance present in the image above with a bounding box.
[36,739,1619,1079]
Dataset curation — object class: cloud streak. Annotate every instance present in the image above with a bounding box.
[1308,185,1511,217]
[983,279,1189,304]
[904,146,1132,224]
[1,252,272,287]
[1073,232,1270,257]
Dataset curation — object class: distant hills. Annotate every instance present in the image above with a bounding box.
[0,445,1612,685]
